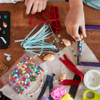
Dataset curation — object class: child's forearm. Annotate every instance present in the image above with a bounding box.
[69,0,83,9]
[0,0,24,3]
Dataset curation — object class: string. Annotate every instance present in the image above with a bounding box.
[50,66,53,75]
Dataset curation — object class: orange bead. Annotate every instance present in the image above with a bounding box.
[10,77,12,79]
[22,84,24,86]
[42,70,44,72]
[36,76,38,78]
[41,87,43,89]
[27,60,29,62]
[20,91,23,94]
[79,57,81,61]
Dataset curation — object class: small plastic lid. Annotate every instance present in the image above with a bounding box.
[84,69,100,90]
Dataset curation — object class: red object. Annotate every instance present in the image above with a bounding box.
[59,54,84,85]
[29,6,61,33]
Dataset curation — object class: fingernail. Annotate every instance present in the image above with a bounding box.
[85,35,87,38]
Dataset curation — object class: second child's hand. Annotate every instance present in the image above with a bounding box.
[25,0,47,15]
[65,0,87,41]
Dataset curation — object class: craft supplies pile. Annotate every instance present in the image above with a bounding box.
[0,6,100,100]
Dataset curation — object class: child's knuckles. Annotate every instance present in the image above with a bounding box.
[37,8,42,12]
[73,24,78,29]
[31,10,36,14]
[67,22,73,27]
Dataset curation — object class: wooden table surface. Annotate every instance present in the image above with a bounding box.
[0,2,100,88]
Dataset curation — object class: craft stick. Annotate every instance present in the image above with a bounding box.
[85,25,100,30]
[77,62,100,67]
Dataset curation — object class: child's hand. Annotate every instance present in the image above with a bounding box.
[25,0,47,15]
[65,0,86,41]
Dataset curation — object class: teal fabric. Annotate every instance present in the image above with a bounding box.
[83,0,100,10]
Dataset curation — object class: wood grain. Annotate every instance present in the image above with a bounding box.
[0,2,100,88]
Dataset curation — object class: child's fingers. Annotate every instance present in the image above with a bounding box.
[25,0,29,6]
[72,26,80,41]
[43,2,47,10]
[37,2,43,12]
[26,0,33,15]
[65,21,72,36]
[67,26,73,38]
[81,23,87,38]
[31,2,38,14]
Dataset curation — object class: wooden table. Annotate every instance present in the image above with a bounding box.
[0,2,100,88]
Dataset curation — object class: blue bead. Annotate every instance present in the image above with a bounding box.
[90,31,92,33]
[20,61,22,63]
[74,55,76,57]
[58,54,60,56]
[30,95,33,97]
[9,84,13,87]
[23,59,26,62]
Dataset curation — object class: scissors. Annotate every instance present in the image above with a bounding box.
[83,90,100,100]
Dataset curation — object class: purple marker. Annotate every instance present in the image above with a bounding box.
[78,62,100,67]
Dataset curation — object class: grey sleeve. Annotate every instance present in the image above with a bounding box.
[0,0,24,3]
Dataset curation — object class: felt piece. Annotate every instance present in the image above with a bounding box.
[60,93,73,100]
[42,97,49,100]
